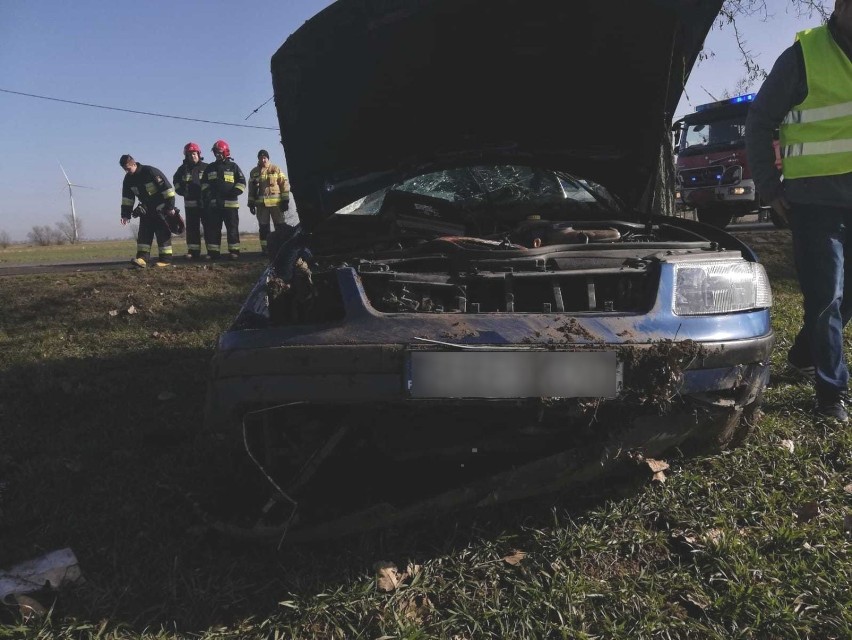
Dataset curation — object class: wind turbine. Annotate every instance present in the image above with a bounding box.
[59,164,94,243]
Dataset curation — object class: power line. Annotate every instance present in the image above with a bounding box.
[245,96,274,121]
[0,88,279,131]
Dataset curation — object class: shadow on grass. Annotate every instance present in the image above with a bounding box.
[0,345,653,633]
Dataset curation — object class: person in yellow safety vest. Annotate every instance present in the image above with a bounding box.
[247,149,292,255]
[745,0,852,423]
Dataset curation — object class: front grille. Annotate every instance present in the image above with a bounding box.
[361,271,653,313]
[679,165,724,189]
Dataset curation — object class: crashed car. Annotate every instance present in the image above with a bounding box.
[204,0,772,539]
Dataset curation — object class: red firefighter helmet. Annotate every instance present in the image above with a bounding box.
[183,142,201,155]
[211,140,231,158]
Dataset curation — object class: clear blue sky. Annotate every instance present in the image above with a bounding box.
[0,0,830,242]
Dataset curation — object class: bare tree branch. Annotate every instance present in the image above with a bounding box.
[706,0,832,94]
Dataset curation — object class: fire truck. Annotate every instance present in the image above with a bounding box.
[673,93,784,228]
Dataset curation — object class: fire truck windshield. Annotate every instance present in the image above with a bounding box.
[679,115,747,155]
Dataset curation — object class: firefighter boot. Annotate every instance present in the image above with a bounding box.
[155,247,173,267]
[131,251,150,269]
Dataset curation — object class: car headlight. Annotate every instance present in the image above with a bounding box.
[673,260,772,315]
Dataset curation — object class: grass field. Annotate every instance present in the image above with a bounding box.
[1,230,851,639]
[0,235,264,266]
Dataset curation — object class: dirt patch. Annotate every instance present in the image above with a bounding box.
[619,340,706,409]
[553,318,597,341]
[441,321,480,340]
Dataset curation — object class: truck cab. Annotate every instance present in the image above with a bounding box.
[674,94,783,228]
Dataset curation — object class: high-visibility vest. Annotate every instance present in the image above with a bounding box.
[780,25,852,179]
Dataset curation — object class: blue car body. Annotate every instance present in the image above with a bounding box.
[202,0,771,535]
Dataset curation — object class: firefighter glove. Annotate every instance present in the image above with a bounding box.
[132,205,146,218]
[249,205,256,215]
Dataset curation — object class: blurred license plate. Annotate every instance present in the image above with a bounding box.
[407,350,620,398]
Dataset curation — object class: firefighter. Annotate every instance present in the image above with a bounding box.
[173,142,208,260]
[200,140,246,260]
[248,149,292,254]
[119,154,178,268]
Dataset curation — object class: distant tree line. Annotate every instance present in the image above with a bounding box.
[26,214,84,246]
[0,214,86,248]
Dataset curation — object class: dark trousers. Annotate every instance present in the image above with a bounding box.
[204,207,241,256]
[789,204,852,394]
[136,213,172,262]
[224,208,240,254]
[184,206,204,256]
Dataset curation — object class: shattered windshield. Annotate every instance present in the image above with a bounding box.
[335,165,613,217]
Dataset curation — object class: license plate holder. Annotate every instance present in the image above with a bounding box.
[406,350,621,398]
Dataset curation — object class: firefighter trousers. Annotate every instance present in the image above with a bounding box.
[204,207,241,257]
[255,204,288,253]
[184,206,204,257]
[136,213,173,263]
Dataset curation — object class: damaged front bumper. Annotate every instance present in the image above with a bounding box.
[206,332,774,416]
[203,321,772,538]
[205,332,772,436]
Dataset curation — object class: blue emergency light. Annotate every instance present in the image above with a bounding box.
[695,93,755,112]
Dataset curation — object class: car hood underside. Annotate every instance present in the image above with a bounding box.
[271,0,723,227]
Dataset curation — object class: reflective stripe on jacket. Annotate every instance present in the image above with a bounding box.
[121,164,176,218]
[248,164,290,207]
[200,158,246,209]
[780,25,852,179]
[173,159,207,208]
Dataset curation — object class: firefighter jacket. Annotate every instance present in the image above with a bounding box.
[121,164,177,220]
[248,163,290,208]
[780,25,852,180]
[173,159,208,209]
[200,158,246,209]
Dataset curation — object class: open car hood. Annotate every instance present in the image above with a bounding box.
[271,0,722,230]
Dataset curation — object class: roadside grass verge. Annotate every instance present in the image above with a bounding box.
[1,230,851,639]
[0,235,263,266]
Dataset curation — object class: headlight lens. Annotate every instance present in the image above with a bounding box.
[673,261,772,315]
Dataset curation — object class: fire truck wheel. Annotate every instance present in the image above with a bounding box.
[696,207,733,229]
